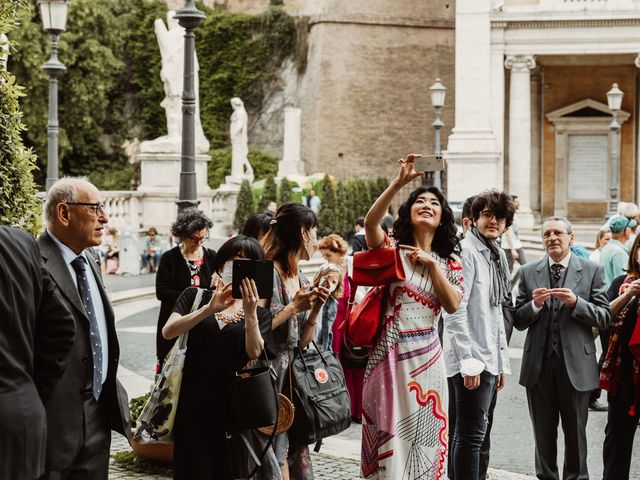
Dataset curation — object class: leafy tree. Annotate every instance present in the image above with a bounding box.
[259,176,277,211]
[317,174,339,237]
[233,180,255,233]
[335,181,350,238]
[0,0,41,235]
[279,176,293,204]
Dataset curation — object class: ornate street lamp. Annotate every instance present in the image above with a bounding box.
[38,0,69,192]
[430,78,446,190]
[607,83,623,217]
[174,0,206,212]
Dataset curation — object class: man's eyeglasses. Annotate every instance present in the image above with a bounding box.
[480,210,506,224]
[66,202,106,216]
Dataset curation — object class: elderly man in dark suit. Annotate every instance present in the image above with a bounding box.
[38,178,130,480]
[0,226,75,480]
[515,217,610,480]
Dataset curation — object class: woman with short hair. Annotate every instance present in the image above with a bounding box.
[155,208,216,368]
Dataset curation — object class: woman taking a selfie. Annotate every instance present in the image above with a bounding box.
[360,155,464,479]
[162,235,278,480]
[155,208,216,369]
[262,202,329,480]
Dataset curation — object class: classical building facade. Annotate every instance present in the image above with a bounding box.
[447,0,640,225]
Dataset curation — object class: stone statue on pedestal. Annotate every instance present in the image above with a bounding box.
[229,97,254,182]
[140,11,210,154]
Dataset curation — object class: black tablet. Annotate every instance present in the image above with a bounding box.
[232,259,274,299]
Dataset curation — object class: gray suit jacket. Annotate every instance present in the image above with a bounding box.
[514,254,610,392]
[37,231,130,471]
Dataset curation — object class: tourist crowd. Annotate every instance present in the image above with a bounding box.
[1,155,639,480]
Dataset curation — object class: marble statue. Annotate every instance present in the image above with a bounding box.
[229,97,254,182]
[140,11,210,154]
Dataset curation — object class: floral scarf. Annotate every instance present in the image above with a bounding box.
[599,274,640,416]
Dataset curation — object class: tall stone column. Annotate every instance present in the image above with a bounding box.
[445,0,500,204]
[505,54,536,227]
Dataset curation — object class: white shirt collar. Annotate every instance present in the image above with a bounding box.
[548,251,572,269]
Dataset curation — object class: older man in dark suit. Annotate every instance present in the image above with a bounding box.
[38,178,130,480]
[0,226,75,480]
[515,217,610,480]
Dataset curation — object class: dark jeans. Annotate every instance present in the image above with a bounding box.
[602,385,640,479]
[451,371,497,480]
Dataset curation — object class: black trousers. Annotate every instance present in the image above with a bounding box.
[43,396,111,480]
[602,381,640,480]
[526,354,589,480]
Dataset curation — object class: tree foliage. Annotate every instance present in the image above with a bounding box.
[0,0,41,235]
[279,176,293,204]
[259,176,277,211]
[317,174,339,237]
[233,180,255,233]
[10,0,296,190]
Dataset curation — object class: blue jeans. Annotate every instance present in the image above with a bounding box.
[451,370,497,480]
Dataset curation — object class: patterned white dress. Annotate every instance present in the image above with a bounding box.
[361,248,464,479]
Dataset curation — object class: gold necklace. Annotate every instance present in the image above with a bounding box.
[214,308,245,324]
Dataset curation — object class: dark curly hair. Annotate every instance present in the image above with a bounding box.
[170,208,213,241]
[392,186,458,259]
[470,190,515,229]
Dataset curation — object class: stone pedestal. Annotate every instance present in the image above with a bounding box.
[210,182,241,238]
[135,152,214,235]
[277,107,305,178]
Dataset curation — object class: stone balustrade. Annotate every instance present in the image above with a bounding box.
[102,191,145,231]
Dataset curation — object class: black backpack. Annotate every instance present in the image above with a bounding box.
[288,342,351,449]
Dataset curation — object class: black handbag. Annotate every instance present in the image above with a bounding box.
[289,341,352,449]
[226,350,280,479]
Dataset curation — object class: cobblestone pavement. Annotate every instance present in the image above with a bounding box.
[114,300,640,479]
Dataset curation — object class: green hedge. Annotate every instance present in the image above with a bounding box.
[0,0,41,235]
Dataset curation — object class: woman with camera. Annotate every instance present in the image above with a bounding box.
[262,202,330,480]
[155,208,217,369]
[360,155,464,479]
[162,235,279,479]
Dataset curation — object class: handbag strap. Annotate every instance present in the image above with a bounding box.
[177,288,205,350]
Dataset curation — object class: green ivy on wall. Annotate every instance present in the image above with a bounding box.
[10,0,296,191]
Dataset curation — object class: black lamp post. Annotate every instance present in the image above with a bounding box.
[430,78,446,190]
[174,0,206,212]
[38,0,69,192]
[607,83,623,217]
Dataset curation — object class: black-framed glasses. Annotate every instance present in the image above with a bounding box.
[65,202,106,216]
[480,210,506,224]
[189,233,210,243]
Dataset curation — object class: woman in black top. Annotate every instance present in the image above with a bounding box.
[155,208,216,368]
[163,235,279,480]
[601,234,640,480]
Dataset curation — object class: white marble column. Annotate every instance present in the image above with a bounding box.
[445,0,500,204]
[505,54,536,227]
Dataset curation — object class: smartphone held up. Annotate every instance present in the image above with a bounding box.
[231,259,274,299]
[411,154,444,173]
